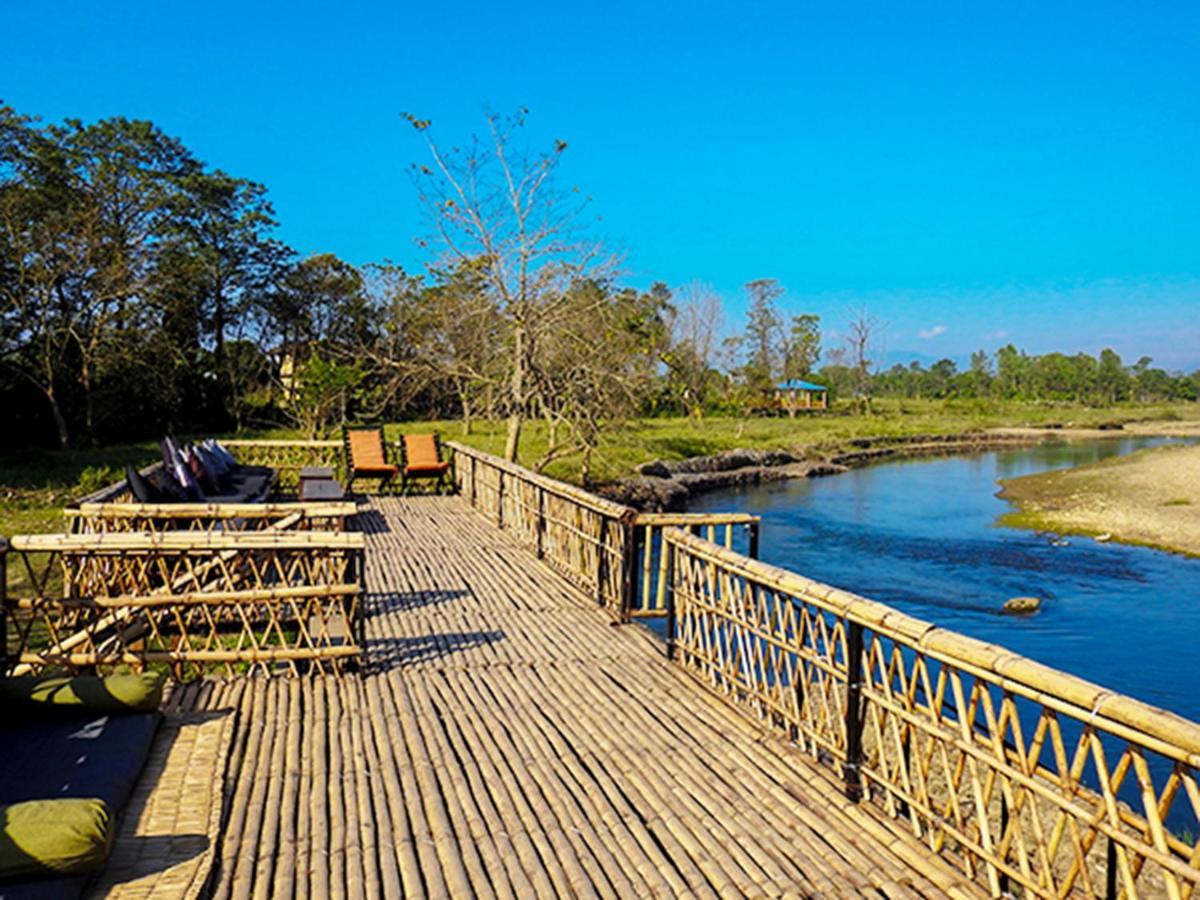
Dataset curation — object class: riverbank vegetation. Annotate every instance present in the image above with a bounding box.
[998,440,1200,557]
[4,104,1199,480]
[3,400,1196,539]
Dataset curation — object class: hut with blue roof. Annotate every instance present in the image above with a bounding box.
[774,379,828,415]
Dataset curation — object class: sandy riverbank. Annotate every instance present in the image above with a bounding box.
[998,441,1200,557]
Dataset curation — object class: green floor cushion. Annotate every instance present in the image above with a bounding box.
[0,798,111,880]
[0,672,165,714]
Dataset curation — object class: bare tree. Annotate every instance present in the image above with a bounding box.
[664,280,724,419]
[845,306,881,413]
[404,109,617,462]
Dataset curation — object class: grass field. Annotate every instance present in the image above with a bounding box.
[1,398,1195,543]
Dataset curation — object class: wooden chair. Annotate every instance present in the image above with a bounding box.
[398,433,452,494]
[342,426,400,494]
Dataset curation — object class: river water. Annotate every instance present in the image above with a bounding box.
[686,436,1200,723]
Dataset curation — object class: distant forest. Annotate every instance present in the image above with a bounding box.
[2,105,1196,462]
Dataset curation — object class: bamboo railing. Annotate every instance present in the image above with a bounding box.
[631,513,760,617]
[222,438,344,490]
[67,501,358,533]
[448,443,764,620]
[2,530,365,679]
[449,442,636,614]
[662,526,1200,899]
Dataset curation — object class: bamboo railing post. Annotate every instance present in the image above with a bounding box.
[748,521,760,559]
[663,538,677,660]
[496,471,505,528]
[619,513,638,623]
[999,795,1010,896]
[595,517,609,606]
[535,487,546,559]
[1106,835,1118,900]
[654,530,670,613]
[0,536,7,672]
[843,619,865,802]
[469,455,477,507]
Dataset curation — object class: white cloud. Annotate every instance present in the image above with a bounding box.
[918,325,947,340]
[985,329,1010,341]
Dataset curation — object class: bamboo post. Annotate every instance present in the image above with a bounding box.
[595,517,609,606]
[663,540,677,661]
[496,471,505,528]
[748,521,760,560]
[1107,835,1118,900]
[843,619,865,802]
[619,514,638,623]
[0,536,7,673]
[654,530,670,613]
[639,526,650,610]
[999,795,1009,896]
[535,488,546,559]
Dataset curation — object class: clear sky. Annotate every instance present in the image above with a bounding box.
[4,1,1199,369]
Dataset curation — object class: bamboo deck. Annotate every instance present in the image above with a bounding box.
[166,497,983,898]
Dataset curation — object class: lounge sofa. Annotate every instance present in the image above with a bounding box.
[70,438,276,510]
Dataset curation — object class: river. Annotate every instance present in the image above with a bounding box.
[686,435,1200,723]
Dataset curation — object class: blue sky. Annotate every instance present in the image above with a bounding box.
[4,1,1199,369]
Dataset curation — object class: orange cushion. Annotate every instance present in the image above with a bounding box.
[348,431,387,467]
[403,434,443,468]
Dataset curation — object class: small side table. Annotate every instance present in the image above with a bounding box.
[298,467,345,501]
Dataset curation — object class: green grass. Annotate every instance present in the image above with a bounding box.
[1,399,1195,548]
[400,398,1195,485]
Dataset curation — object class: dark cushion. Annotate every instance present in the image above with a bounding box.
[199,441,229,476]
[158,437,178,474]
[123,465,161,504]
[0,673,165,715]
[150,470,187,503]
[0,711,161,807]
[209,440,238,468]
[184,448,216,494]
[0,798,111,880]
[205,472,271,503]
[171,458,205,502]
[195,445,233,491]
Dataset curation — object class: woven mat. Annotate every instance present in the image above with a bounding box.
[88,686,236,899]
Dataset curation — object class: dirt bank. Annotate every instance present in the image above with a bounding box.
[998,442,1200,557]
[598,432,1046,510]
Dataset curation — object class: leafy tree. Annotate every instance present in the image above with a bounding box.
[782,313,821,382]
[1095,348,1130,403]
[737,279,784,395]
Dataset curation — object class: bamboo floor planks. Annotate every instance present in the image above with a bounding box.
[169,497,984,898]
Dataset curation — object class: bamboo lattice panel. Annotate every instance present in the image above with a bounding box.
[223,439,344,490]
[5,532,364,678]
[667,527,1200,899]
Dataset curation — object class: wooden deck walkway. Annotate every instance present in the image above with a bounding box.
[181,497,984,898]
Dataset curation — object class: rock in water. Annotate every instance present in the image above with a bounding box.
[1003,596,1042,614]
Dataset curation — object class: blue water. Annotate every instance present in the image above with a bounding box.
[687,436,1200,722]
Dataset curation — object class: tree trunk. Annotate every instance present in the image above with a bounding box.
[80,358,97,446]
[460,390,472,435]
[504,413,522,462]
[46,387,70,449]
[504,324,527,462]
